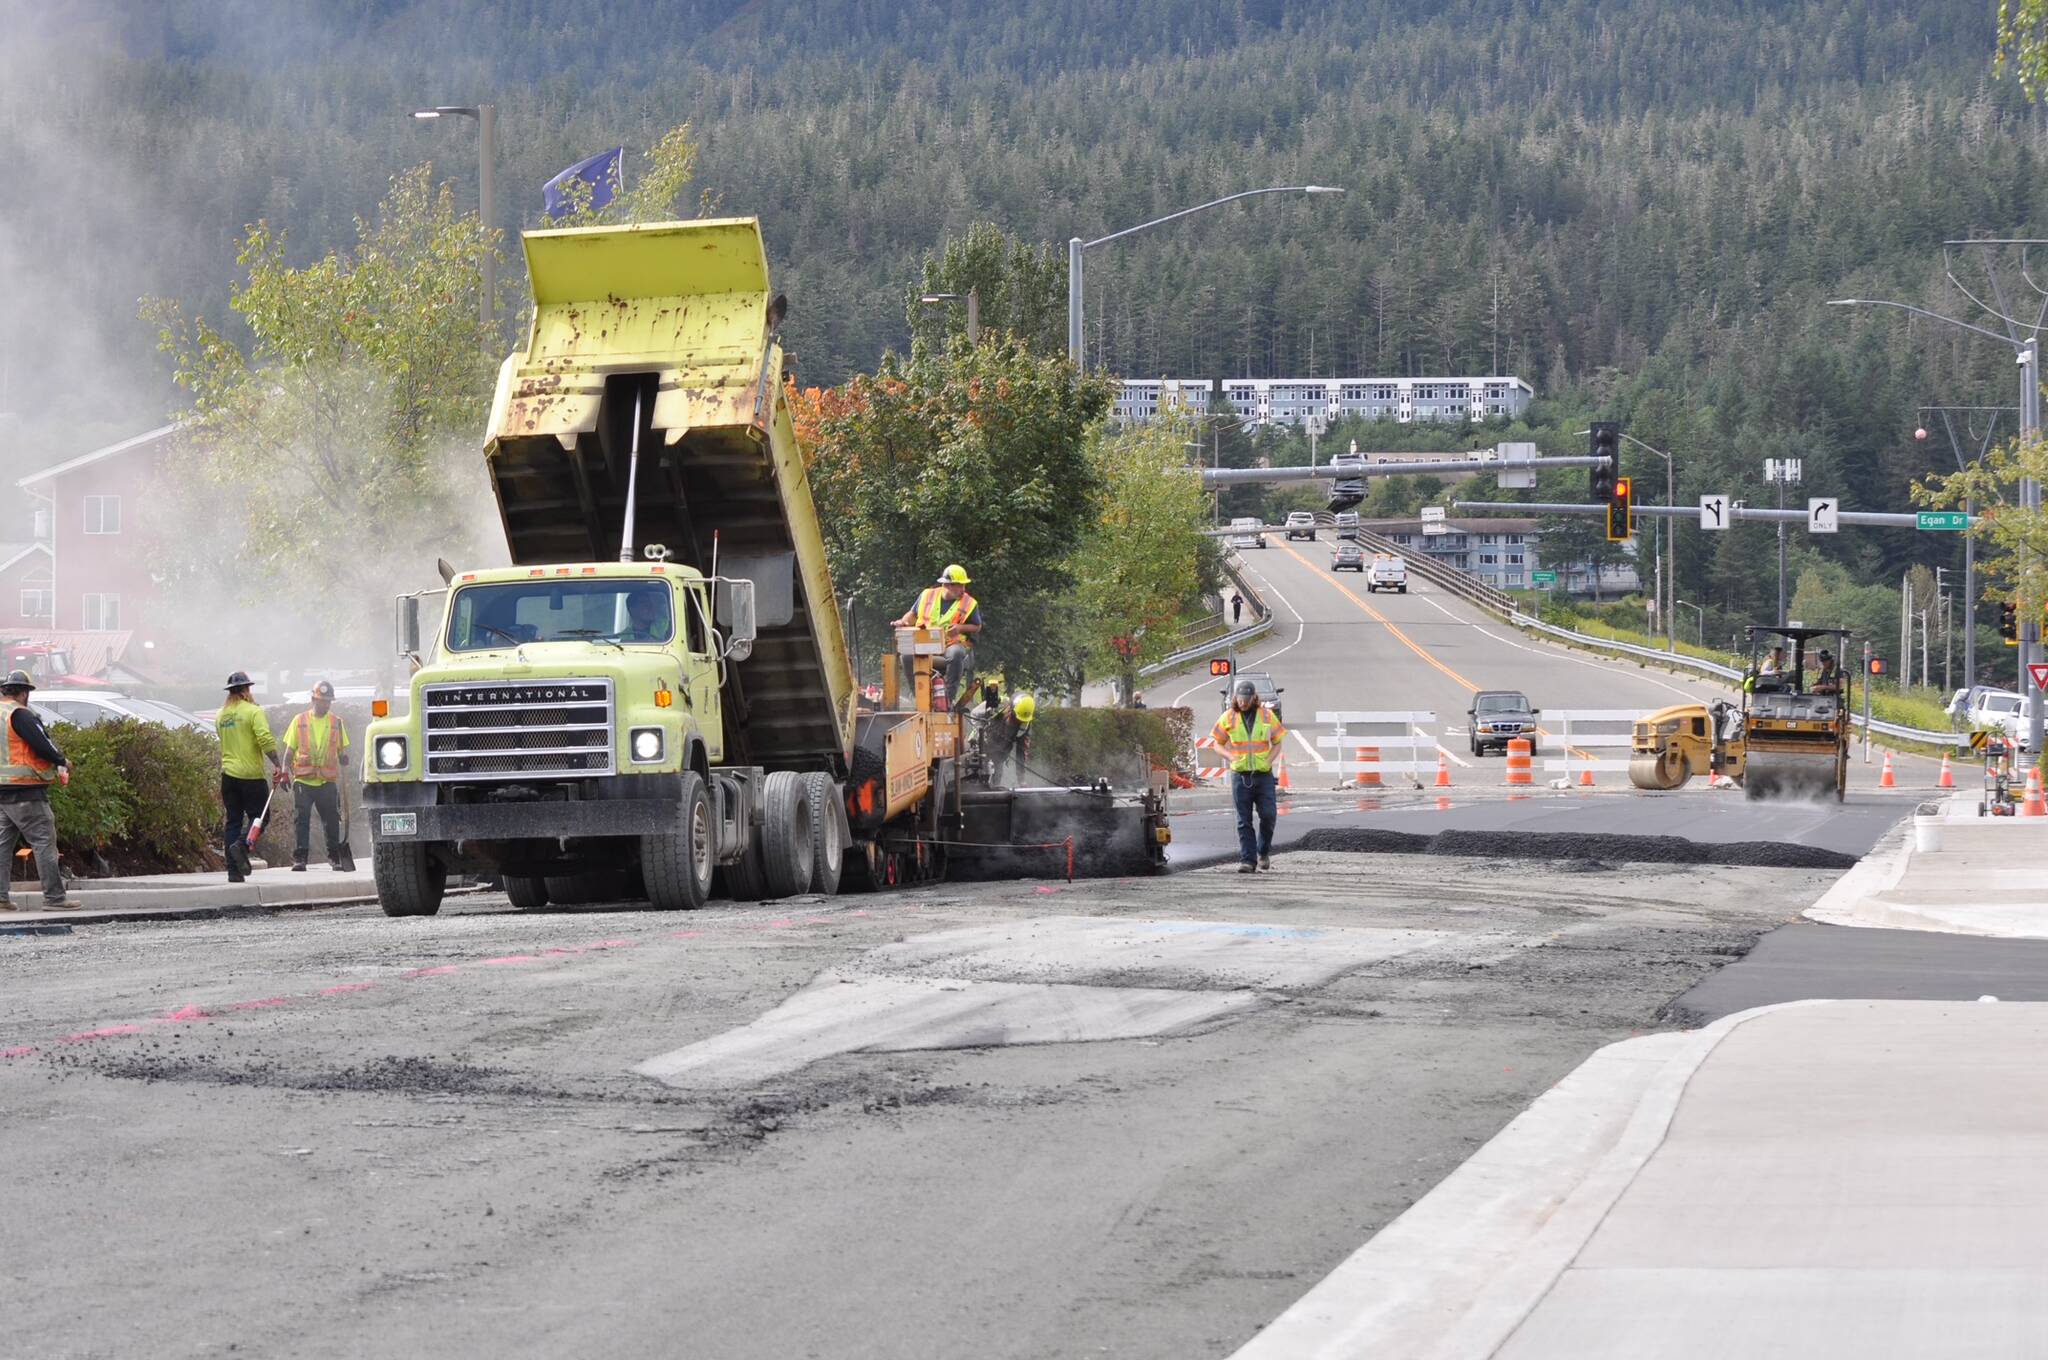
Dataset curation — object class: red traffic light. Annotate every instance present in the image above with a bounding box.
[1209,658,1233,676]
[1868,657,1887,675]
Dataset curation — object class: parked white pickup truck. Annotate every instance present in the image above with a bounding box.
[1364,554,1408,594]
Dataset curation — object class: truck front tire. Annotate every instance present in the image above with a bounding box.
[761,770,817,899]
[375,841,446,918]
[803,772,845,896]
[642,770,714,911]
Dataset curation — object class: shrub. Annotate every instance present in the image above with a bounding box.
[48,723,135,852]
[108,721,224,867]
[1029,707,1183,786]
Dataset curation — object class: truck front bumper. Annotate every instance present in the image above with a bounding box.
[362,775,684,843]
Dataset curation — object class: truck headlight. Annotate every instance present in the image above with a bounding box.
[377,737,408,770]
[630,727,665,764]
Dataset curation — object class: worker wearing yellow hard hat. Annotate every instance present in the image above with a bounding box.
[985,689,1035,785]
[892,563,981,709]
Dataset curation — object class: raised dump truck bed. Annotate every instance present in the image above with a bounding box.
[483,218,853,772]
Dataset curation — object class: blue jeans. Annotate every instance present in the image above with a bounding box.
[1232,770,1278,864]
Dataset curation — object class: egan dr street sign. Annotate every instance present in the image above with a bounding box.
[1917,510,1970,531]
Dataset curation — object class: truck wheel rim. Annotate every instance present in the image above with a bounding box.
[691,801,711,881]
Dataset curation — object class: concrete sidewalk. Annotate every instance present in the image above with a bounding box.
[1,862,381,928]
[1806,792,2048,937]
[1235,998,2048,1359]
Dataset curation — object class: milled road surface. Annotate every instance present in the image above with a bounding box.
[2,856,1837,1358]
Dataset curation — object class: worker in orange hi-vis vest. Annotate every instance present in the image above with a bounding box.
[283,679,353,871]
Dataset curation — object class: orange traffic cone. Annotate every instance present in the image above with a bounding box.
[1578,766,1596,788]
[2024,767,2046,818]
[1434,751,1453,788]
[1276,752,1292,796]
[1937,752,1955,789]
[1879,752,1896,789]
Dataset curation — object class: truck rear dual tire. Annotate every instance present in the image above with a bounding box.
[375,841,446,918]
[642,770,714,911]
[505,875,549,910]
[761,770,817,899]
[803,771,845,896]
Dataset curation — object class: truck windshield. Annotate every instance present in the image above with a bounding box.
[445,580,675,651]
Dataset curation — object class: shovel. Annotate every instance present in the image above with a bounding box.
[334,775,357,872]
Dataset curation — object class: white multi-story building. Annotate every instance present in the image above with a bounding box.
[1113,376,1533,428]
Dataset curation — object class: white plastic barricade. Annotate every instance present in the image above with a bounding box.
[1314,710,1438,788]
[1538,709,1641,778]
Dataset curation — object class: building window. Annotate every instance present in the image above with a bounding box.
[19,588,50,620]
[1478,553,1500,565]
[83,496,121,535]
[82,593,119,630]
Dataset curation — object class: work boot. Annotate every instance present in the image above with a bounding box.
[1258,854,1272,870]
[1237,862,1256,875]
[291,859,308,873]
[43,899,79,911]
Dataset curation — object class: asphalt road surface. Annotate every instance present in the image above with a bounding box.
[1,853,1838,1359]
[1161,535,1937,867]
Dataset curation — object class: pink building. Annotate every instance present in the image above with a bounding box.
[17,423,172,654]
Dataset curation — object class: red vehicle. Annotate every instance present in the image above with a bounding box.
[4,641,103,688]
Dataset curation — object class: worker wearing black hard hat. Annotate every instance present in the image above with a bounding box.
[0,669,74,911]
[1212,677,1286,873]
[216,671,286,883]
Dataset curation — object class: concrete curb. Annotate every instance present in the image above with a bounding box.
[1799,816,1916,933]
[1804,798,2048,938]
[1230,1000,1829,1360]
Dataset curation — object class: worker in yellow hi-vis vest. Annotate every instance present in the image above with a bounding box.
[283,680,352,871]
[891,563,980,709]
[1211,678,1286,874]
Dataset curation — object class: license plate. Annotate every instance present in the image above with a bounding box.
[380,813,418,837]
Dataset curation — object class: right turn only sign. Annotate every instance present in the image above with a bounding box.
[1808,498,1839,533]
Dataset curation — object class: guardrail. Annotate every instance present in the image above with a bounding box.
[1138,549,1276,679]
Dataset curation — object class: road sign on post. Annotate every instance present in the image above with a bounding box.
[2031,662,2048,692]
[1700,495,1729,529]
[1531,570,1558,586]
[1917,510,1970,531]
[1808,498,1839,533]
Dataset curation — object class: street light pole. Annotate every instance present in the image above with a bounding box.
[1614,430,1678,653]
[1832,286,2046,754]
[1067,186,1344,366]
[918,289,980,344]
[412,103,496,325]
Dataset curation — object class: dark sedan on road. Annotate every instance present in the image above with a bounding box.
[1469,689,1539,756]
[1330,543,1366,572]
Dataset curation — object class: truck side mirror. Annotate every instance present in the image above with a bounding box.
[397,596,422,657]
[719,579,757,662]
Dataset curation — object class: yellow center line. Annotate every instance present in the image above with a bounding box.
[1273,540,1590,760]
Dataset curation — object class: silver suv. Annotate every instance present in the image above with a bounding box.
[1284,511,1317,540]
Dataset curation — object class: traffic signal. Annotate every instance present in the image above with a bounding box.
[2001,601,2018,647]
[1209,658,1234,677]
[1588,421,1620,501]
[1605,475,1634,542]
[1868,657,1887,676]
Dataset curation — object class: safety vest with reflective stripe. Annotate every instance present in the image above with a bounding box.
[1212,705,1286,774]
[913,587,978,639]
[0,697,55,786]
[287,710,345,783]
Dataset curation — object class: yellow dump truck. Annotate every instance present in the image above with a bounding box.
[361,218,1163,916]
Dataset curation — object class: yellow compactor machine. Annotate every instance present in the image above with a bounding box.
[1627,625,1852,801]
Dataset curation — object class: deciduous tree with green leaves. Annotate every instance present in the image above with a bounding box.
[543,125,712,225]
[906,223,1068,356]
[1915,434,2048,623]
[1069,417,1213,699]
[142,164,504,650]
[799,336,1114,693]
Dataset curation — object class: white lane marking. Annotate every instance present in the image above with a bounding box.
[1408,589,1713,704]
[1413,727,1472,767]
[1288,728,1330,769]
[1168,559,1311,708]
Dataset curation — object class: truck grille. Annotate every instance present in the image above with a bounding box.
[422,679,614,781]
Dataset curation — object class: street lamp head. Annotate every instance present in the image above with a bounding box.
[412,105,478,121]
[1302,185,1345,195]
[1825,299,1859,306]
[919,293,960,305]
[411,110,442,120]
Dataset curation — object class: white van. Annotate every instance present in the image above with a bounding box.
[1365,554,1408,594]
[1228,515,1267,549]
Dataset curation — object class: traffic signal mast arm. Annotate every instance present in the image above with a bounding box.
[1199,455,1611,487]
[1454,501,1977,530]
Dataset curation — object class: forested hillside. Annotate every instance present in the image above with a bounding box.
[2,0,2041,647]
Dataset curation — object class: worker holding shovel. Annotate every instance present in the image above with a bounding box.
[217,671,286,883]
[282,680,353,872]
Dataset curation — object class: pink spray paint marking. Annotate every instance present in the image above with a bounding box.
[406,965,462,978]
[766,919,796,930]
[157,1004,211,1024]
[478,954,541,967]
[319,982,377,996]
[669,930,705,939]
[1,1045,37,1060]
[60,1024,147,1043]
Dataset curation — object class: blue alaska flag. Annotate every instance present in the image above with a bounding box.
[543,147,624,219]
